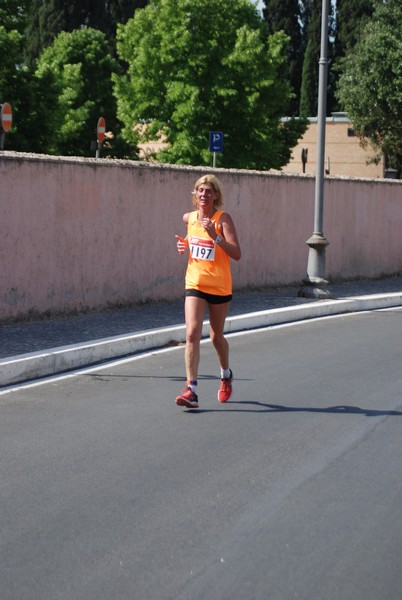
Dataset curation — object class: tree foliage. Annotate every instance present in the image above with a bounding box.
[24,0,150,66]
[114,0,306,170]
[262,0,304,115]
[4,0,399,172]
[0,25,59,152]
[336,0,402,175]
[0,0,29,34]
[35,27,133,157]
[268,0,372,118]
[299,0,321,116]
[298,0,338,116]
[335,0,374,53]
[330,0,374,112]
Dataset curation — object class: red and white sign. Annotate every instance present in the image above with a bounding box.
[1,103,12,133]
[97,117,106,143]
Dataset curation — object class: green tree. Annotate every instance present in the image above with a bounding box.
[299,0,323,116]
[0,24,59,152]
[262,0,305,115]
[114,0,306,170]
[336,0,402,176]
[0,0,29,34]
[0,27,22,98]
[35,27,133,157]
[24,0,150,66]
[108,0,150,30]
[330,0,374,112]
[299,0,339,117]
[335,0,374,53]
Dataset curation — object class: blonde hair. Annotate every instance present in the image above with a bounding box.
[192,174,224,209]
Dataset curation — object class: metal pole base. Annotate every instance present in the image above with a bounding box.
[298,234,332,298]
[298,279,331,299]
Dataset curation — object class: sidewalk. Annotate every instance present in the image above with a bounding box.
[1,276,401,388]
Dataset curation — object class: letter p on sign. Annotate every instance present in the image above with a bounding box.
[209,131,223,153]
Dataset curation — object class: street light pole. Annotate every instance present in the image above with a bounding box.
[298,0,331,299]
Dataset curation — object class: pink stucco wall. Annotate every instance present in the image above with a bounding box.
[0,152,401,322]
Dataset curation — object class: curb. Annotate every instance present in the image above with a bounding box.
[1,293,401,388]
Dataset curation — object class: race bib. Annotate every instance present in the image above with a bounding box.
[189,236,216,261]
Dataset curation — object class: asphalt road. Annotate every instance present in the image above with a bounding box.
[1,308,401,600]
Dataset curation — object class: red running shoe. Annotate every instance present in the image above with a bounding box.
[176,386,199,409]
[218,369,233,403]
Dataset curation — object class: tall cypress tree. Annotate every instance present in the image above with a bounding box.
[329,0,374,112]
[262,0,304,115]
[0,0,29,34]
[299,0,321,116]
[335,0,374,53]
[299,0,336,117]
[24,0,150,66]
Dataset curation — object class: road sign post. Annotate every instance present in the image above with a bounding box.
[209,132,223,167]
[301,147,308,173]
[96,117,106,158]
[0,102,13,150]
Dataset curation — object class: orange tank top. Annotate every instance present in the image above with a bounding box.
[185,210,232,296]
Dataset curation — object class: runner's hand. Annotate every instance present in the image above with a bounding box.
[175,235,188,255]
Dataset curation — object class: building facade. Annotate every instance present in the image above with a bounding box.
[281,113,385,178]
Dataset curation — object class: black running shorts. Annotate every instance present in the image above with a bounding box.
[185,289,232,304]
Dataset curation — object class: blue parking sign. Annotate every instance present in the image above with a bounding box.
[209,131,223,153]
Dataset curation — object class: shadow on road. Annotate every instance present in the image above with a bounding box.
[183,401,402,417]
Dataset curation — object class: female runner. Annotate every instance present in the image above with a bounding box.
[175,174,241,409]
